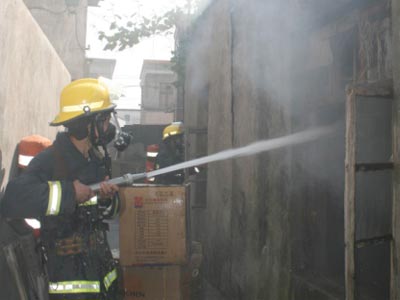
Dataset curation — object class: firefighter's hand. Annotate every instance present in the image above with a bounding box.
[99,176,119,199]
[73,180,95,204]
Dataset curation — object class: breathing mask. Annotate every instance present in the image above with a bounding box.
[91,111,131,152]
[110,112,131,152]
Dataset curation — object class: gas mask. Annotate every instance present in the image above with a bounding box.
[114,131,131,152]
[91,111,131,152]
[111,112,131,152]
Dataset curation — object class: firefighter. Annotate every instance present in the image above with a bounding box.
[1,78,122,299]
[0,135,51,300]
[155,122,186,184]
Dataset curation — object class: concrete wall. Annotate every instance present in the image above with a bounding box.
[186,0,235,295]
[184,0,392,299]
[141,72,178,124]
[0,0,70,189]
[290,3,392,299]
[392,0,400,298]
[142,73,177,109]
[231,2,292,297]
[23,0,87,79]
[141,111,174,125]
[185,0,291,298]
[116,109,141,125]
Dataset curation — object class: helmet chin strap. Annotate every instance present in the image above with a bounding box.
[89,118,112,177]
[102,144,112,177]
[89,119,98,147]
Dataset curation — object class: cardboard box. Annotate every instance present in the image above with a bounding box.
[119,185,187,265]
[122,266,182,300]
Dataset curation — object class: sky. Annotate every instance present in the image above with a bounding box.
[86,0,186,109]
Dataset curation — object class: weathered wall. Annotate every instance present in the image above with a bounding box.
[141,72,178,124]
[141,73,177,110]
[0,0,70,189]
[141,111,174,125]
[184,0,233,294]
[23,0,87,79]
[392,0,400,298]
[230,1,291,299]
[290,3,392,299]
[185,0,291,298]
[185,0,392,299]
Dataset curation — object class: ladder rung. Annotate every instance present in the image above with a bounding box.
[356,235,392,248]
[355,162,393,172]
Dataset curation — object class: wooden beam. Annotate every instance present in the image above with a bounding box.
[391,0,400,299]
[356,234,393,249]
[355,162,394,172]
[346,80,393,98]
[344,88,356,300]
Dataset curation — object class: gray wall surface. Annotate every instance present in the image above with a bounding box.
[184,0,392,299]
[392,0,400,297]
[185,0,291,298]
[23,0,87,79]
[0,0,70,189]
[140,69,178,124]
[186,0,235,295]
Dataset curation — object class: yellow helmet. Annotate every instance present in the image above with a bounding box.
[50,78,116,126]
[162,122,184,140]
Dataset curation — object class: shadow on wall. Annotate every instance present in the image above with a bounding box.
[0,149,6,199]
[0,146,19,200]
[8,146,19,180]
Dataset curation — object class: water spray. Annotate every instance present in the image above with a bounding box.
[89,124,338,192]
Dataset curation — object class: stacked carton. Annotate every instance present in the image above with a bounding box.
[119,185,189,300]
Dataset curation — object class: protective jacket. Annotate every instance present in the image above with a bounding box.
[154,141,184,184]
[1,132,119,299]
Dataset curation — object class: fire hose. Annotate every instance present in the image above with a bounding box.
[89,124,337,193]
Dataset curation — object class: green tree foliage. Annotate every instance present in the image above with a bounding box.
[98,9,184,51]
[170,32,190,88]
[98,1,201,88]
